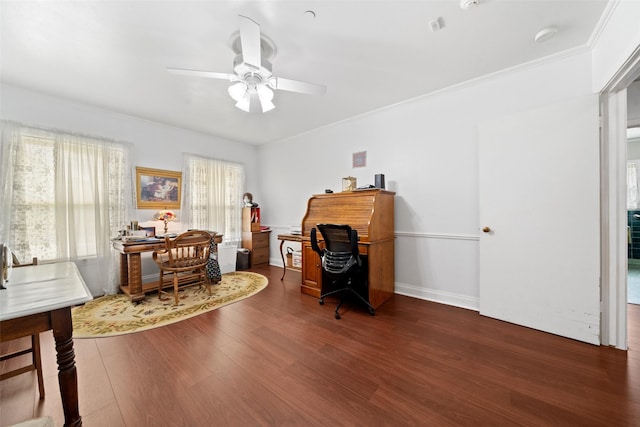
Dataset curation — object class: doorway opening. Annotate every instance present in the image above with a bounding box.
[602,45,640,350]
[628,118,640,308]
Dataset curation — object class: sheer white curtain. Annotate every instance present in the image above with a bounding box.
[182,153,245,246]
[0,121,133,294]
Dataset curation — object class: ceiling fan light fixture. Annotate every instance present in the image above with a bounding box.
[257,84,274,101]
[228,81,247,101]
[169,15,325,114]
[235,93,251,112]
[257,84,275,112]
[261,98,276,113]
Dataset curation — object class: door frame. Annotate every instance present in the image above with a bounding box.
[601,45,640,349]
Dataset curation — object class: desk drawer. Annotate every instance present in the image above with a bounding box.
[252,247,269,265]
[253,232,270,248]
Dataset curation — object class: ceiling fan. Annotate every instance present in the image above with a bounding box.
[168,15,327,113]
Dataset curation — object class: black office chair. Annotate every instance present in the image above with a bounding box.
[311,224,375,319]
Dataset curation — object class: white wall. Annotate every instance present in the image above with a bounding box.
[628,83,640,159]
[1,83,259,295]
[0,84,259,191]
[629,81,640,127]
[258,51,594,310]
[628,138,640,160]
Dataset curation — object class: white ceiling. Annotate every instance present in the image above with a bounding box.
[0,0,609,145]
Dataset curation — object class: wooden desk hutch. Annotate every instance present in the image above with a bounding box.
[300,189,395,310]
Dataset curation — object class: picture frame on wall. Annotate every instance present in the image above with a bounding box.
[135,167,182,209]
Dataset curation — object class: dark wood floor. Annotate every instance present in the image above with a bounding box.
[1,264,639,426]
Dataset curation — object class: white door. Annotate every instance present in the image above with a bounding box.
[479,95,601,345]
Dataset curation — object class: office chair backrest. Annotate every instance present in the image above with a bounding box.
[312,224,360,275]
[317,224,355,253]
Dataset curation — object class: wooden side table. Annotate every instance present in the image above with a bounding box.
[1,262,92,427]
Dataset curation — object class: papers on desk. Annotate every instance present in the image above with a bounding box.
[120,236,165,243]
[156,233,177,239]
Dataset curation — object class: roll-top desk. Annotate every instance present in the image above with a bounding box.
[300,189,395,309]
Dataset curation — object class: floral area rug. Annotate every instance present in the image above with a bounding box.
[72,272,268,338]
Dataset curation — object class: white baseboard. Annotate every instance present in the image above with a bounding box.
[269,260,479,312]
[389,282,479,311]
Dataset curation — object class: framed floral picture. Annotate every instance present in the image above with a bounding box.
[135,167,182,209]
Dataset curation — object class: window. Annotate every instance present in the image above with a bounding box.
[1,121,132,292]
[182,154,245,246]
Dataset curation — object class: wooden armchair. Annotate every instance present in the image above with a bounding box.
[11,252,37,268]
[152,230,212,305]
[0,255,45,399]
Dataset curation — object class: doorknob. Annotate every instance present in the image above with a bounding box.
[482,226,491,233]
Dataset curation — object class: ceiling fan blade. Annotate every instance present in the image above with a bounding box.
[239,15,262,69]
[167,68,237,81]
[271,77,327,96]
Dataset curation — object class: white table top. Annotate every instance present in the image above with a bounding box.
[0,262,93,321]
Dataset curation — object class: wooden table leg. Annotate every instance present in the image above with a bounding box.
[126,253,145,302]
[279,239,286,280]
[50,308,82,427]
[119,253,129,287]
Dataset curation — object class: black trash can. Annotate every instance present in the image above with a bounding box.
[236,248,250,270]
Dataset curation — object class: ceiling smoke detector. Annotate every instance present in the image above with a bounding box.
[460,0,479,10]
[534,26,558,43]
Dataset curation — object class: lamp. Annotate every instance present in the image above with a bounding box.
[228,74,275,113]
[228,81,247,102]
[153,209,177,234]
[257,84,275,112]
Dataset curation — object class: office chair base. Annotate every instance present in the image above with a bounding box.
[319,287,375,319]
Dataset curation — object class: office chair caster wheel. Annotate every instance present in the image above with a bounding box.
[319,298,324,305]
[334,311,341,320]
[368,307,375,316]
